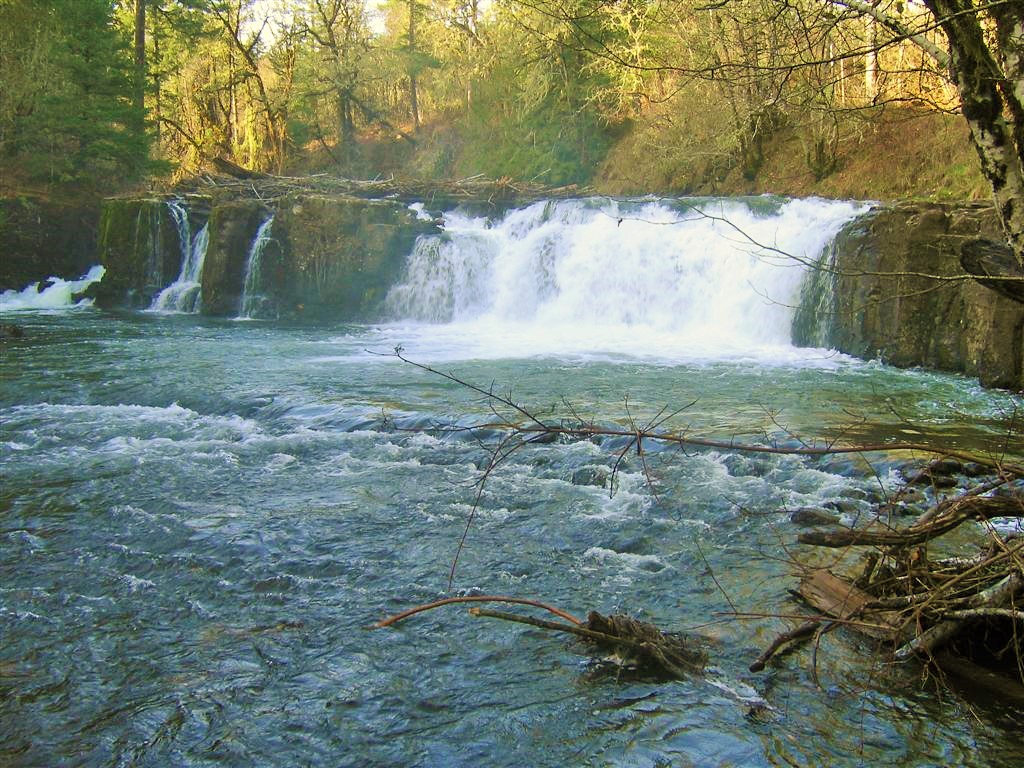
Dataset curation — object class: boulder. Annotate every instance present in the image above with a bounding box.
[825,203,1024,390]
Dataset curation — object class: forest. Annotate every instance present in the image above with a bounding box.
[1,1,1020,222]
[3,2,1024,763]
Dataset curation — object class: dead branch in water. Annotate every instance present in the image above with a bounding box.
[374,595,583,628]
[470,608,708,679]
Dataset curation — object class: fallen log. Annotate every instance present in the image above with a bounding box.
[470,608,707,679]
[795,569,902,640]
[797,493,1023,548]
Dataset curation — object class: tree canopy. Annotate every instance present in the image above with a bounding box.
[1,0,1021,263]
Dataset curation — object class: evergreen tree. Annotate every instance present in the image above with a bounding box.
[0,0,149,187]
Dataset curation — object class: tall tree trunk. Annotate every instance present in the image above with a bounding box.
[924,0,1024,266]
[408,0,420,132]
[864,17,877,102]
[153,5,161,141]
[134,0,146,135]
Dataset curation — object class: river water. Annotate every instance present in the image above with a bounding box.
[2,197,1022,766]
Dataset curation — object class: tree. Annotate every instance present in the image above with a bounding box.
[0,0,150,186]
[290,0,374,159]
[208,0,291,171]
[497,0,1022,266]
[921,0,1024,267]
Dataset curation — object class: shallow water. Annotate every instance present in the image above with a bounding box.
[2,307,1022,767]
[3,195,1023,765]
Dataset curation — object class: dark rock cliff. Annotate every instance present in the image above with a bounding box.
[92,196,183,309]
[825,202,1024,390]
[267,194,434,321]
[0,196,98,291]
[201,200,272,316]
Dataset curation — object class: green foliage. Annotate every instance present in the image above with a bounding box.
[0,0,989,198]
[458,101,612,186]
[0,0,149,186]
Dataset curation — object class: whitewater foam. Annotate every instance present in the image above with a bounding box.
[383,197,867,363]
[0,266,105,311]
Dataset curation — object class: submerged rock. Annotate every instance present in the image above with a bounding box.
[571,466,609,487]
[789,507,841,527]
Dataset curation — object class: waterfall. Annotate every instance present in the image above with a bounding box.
[0,266,106,311]
[792,238,841,348]
[150,201,209,313]
[238,215,275,319]
[384,197,867,360]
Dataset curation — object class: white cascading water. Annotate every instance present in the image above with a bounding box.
[383,197,867,362]
[150,201,209,313]
[238,215,275,319]
[0,266,106,311]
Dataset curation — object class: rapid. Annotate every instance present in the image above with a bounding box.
[1,196,1021,766]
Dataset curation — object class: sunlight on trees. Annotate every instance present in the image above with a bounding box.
[1,0,1020,262]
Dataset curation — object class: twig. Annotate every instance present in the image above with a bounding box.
[750,619,821,672]
[374,595,583,628]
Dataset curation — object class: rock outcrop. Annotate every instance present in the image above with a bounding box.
[92,196,184,309]
[825,202,1024,390]
[93,192,436,320]
[267,194,434,321]
[0,196,98,291]
[200,200,272,316]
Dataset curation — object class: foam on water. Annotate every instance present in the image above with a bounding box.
[0,265,105,311]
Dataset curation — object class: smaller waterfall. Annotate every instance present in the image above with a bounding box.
[792,239,840,348]
[150,201,209,313]
[0,266,106,311]
[238,215,275,319]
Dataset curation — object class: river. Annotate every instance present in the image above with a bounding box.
[2,197,1022,766]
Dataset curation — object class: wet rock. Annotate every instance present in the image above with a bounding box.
[963,462,991,478]
[840,487,871,501]
[927,458,963,476]
[789,508,841,527]
[823,499,862,515]
[71,282,101,304]
[814,457,864,477]
[908,470,959,488]
[824,203,1024,389]
[896,488,927,506]
[723,454,772,477]
[960,238,1024,305]
[571,466,609,488]
[614,536,655,555]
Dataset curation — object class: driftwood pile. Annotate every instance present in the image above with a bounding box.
[185,161,591,206]
[757,460,1023,696]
